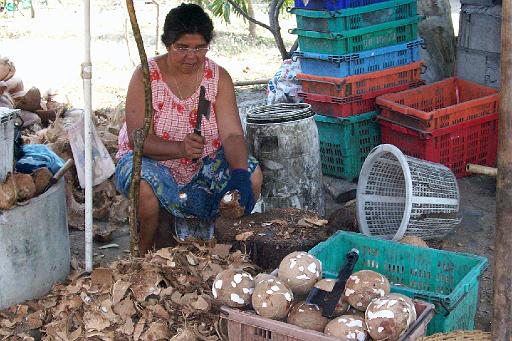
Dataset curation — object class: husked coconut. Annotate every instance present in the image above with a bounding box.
[399,235,429,248]
[346,305,365,319]
[219,190,244,219]
[278,251,322,296]
[211,269,254,308]
[287,301,329,332]
[13,173,36,202]
[252,278,293,320]
[254,273,277,286]
[0,174,17,209]
[365,293,417,341]
[32,167,52,195]
[324,315,368,341]
[344,270,390,311]
[314,279,349,316]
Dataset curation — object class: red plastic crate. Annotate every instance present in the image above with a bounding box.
[376,77,499,131]
[297,62,423,98]
[378,113,498,177]
[300,81,423,117]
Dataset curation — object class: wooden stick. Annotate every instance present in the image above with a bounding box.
[126,0,154,258]
[466,164,497,177]
[234,79,269,87]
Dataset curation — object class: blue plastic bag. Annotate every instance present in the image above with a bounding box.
[15,144,64,174]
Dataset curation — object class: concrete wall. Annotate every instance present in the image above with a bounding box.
[0,179,70,310]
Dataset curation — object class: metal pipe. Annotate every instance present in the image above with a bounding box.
[466,164,497,177]
[492,0,512,338]
[82,0,93,273]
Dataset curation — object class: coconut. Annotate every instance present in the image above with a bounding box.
[399,235,429,248]
[365,293,417,341]
[0,174,17,210]
[211,269,254,308]
[344,270,390,311]
[254,273,277,286]
[252,278,293,320]
[278,251,322,296]
[324,315,368,341]
[32,167,53,195]
[13,173,36,202]
[346,305,366,319]
[286,301,329,332]
[219,190,245,219]
[314,279,349,316]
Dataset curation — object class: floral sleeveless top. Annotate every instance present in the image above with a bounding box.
[116,57,222,184]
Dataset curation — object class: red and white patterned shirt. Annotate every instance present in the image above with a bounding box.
[116,57,222,184]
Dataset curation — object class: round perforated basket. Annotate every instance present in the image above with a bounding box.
[356,144,461,240]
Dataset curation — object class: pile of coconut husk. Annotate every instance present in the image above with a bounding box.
[0,243,256,340]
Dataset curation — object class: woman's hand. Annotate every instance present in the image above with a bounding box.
[182,133,205,159]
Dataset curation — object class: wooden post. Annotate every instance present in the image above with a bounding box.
[492,0,512,337]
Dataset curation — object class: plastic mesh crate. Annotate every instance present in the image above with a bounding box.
[0,108,18,183]
[376,77,499,131]
[315,111,381,180]
[309,231,489,335]
[292,0,417,32]
[291,16,421,54]
[378,113,498,177]
[300,80,422,117]
[297,61,423,98]
[293,40,422,77]
[294,0,392,11]
[222,299,434,340]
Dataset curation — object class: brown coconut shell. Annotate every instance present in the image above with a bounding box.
[219,190,245,219]
[211,269,254,308]
[0,174,18,209]
[324,315,368,340]
[278,251,322,296]
[254,273,277,286]
[399,235,429,248]
[15,87,42,112]
[252,278,294,320]
[13,173,36,202]
[32,167,52,195]
[287,301,329,332]
[344,270,390,311]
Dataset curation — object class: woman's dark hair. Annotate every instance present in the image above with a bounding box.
[161,4,214,47]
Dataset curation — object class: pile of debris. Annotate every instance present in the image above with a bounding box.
[0,243,256,340]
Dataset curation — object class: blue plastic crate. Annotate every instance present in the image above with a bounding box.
[294,0,392,11]
[293,39,423,77]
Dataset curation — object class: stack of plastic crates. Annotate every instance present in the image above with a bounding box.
[375,77,500,177]
[290,0,424,180]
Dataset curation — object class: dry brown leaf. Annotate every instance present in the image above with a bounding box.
[112,280,131,305]
[83,310,110,331]
[211,244,232,258]
[297,218,313,228]
[142,322,169,341]
[170,291,183,305]
[68,325,83,341]
[151,304,170,320]
[170,327,197,341]
[25,310,44,329]
[99,298,116,322]
[133,317,146,341]
[190,296,209,311]
[91,268,113,288]
[113,297,136,320]
[235,231,254,241]
[304,217,328,227]
[117,317,135,335]
[131,270,164,302]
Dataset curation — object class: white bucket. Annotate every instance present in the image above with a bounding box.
[356,144,461,240]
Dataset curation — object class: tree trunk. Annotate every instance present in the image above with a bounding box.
[247,0,256,37]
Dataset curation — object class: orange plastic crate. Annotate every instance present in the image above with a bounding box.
[376,77,499,131]
[297,61,423,98]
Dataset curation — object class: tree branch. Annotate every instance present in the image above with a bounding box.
[224,0,272,31]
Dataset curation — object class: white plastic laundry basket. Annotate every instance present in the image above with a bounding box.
[356,144,461,240]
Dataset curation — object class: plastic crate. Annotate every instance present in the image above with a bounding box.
[300,80,422,117]
[0,108,18,183]
[222,299,434,341]
[297,61,423,98]
[291,16,421,54]
[293,40,422,77]
[315,112,381,180]
[378,113,498,177]
[293,0,392,11]
[309,231,489,335]
[291,0,417,32]
[376,77,500,131]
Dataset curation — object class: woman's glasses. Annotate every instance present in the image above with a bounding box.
[172,45,209,56]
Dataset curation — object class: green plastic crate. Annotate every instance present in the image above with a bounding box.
[309,231,489,335]
[291,0,417,32]
[291,16,421,54]
[314,111,380,181]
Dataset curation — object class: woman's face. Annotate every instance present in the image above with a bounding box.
[168,33,209,74]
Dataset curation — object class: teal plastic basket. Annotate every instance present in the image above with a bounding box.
[309,231,489,335]
[314,111,381,181]
[291,0,417,32]
[291,16,421,54]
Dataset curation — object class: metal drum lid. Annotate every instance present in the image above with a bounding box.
[246,103,314,124]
